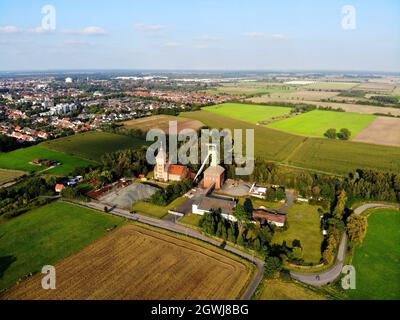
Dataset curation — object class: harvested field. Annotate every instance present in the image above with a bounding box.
[123,115,204,133]
[99,182,159,209]
[257,280,326,300]
[247,96,400,116]
[3,224,253,300]
[356,82,396,92]
[0,168,26,186]
[353,117,400,147]
[303,82,358,91]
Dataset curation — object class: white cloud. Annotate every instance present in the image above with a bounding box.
[0,25,21,34]
[27,26,55,34]
[162,41,181,48]
[271,34,288,40]
[193,44,209,49]
[134,23,166,31]
[62,26,107,36]
[194,35,222,41]
[242,32,265,38]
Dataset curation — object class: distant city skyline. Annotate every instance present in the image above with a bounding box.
[0,0,399,72]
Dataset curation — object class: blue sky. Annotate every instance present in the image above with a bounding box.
[0,0,399,71]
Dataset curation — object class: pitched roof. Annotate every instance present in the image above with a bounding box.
[197,196,235,214]
[204,165,225,176]
[253,209,287,224]
[168,164,187,176]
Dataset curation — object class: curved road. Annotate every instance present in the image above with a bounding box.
[63,199,264,300]
[290,203,399,286]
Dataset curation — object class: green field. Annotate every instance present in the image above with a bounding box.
[178,213,202,227]
[269,110,376,138]
[0,201,123,291]
[180,110,304,163]
[181,110,400,175]
[203,103,292,124]
[0,145,95,175]
[42,131,147,161]
[287,138,400,175]
[257,279,326,300]
[348,209,400,300]
[272,203,323,263]
[131,197,187,219]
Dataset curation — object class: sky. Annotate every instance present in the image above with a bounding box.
[0,0,399,72]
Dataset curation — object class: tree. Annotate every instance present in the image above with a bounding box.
[347,214,368,244]
[337,128,351,140]
[333,190,347,220]
[243,198,253,214]
[292,239,302,248]
[324,128,337,139]
[264,256,283,279]
[237,233,245,246]
[322,235,337,264]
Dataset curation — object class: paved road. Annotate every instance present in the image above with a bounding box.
[290,203,399,286]
[63,199,264,300]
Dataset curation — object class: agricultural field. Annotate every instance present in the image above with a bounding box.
[0,169,26,186]
[42,131,146,161]
[268,110,376,138]
[255,90,340,102]
[355,82,396,92]
[272,203,323,263]
[180,110,304,163]
[353,117,400,147]
[303,81,358,91]
[2,224,253,300]
[0,145,95,175]
[182,110,400,175]
[248,96,400,116]
[131,196,188,219]
[123,114,204,133]
[203,103,292,124]
[202,82,296,96]
[0,201,123,292]
[347,208,400,300]
[287,138,400,175]
[257,279,326,300]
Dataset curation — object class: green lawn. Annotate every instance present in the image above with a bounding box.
[0,201,123,291]
[131,197,188,219]
[257,279,326,300]
[0,145,95,175]
[269,110,376,138]
[203,103,292,124]
[273,203,323,263]
[179,213,202,227]
[42,131,147,161]
[347,209,400,300]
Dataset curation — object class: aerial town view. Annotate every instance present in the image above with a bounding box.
[0,0,399,315]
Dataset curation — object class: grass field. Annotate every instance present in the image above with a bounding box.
[131,197,187,219]
[2,224,253,300]
[272,203,323,263]
[178,213,202,227]
[257,279,326,300]
[287,138,400,174]
[0,145,95,175]
[182,110,400,175]
[269,110,376,138]
[0,201,123,292]
[123,115,204,133]
[180,110,304,163]
[203,103,292,123]
[0,169,26,185]
[347,208,400,300]
[42,131,146,161]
